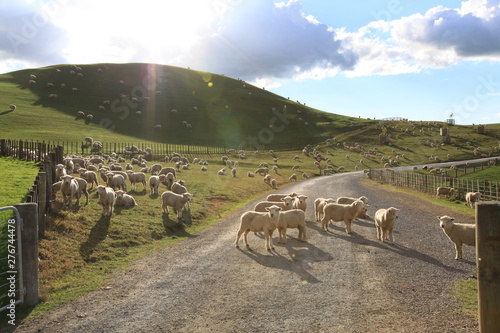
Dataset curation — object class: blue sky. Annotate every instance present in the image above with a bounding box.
[1,0,499,124]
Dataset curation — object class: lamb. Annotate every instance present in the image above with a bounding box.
[436,187,455,199]
[161,191,192,219]
[159,167,176,177]
[217,168,227,176]
[270,179,277,189]
[254,196,295,212]
[321,199,365,233]
[231,168,237,177]
[438,216,476,260]
[9,105,16,111]
[465,192,481,208]
[292,195,308,211]
[164,172,176,189]
[314,197,336,222]
[277,209,307,244]
[247,171,255,178]
[77,169,99,189]
[171,180,187,195]
[60,175,80,209]
[55,164,67,181]
[96,185,116,217]
[148,175,160,195]
[126,171,147,191]
[114,190,138,207]
[254,167,268,176]
[374,207,400,243]
[336,196,368,205]
[150,163,162,174]
[266,193,297,202]
[235,205,282,251]
[106,173,127,191]
[289,174,297,182]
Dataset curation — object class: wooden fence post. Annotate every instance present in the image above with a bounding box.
[476,202,500,333]
[37,172,47,239]
[13,203,39,307]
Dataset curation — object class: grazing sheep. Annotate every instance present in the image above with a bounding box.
[159,167,176,177]
[96,185,116,217]
[171,180,187,195]
[60,175,80,209]
[161,191,192,219]
[201,166,208,171]
[270,179,277,189]
[247,171,255,177]
[465,192,481,208]
[77,169,99,189]
[254,196,295,212]
[263,174,272,184]
[9,104,16,111]
[49,94,57,100]
[148,175,160,195]
[231,168,237,177]
[292,195,308,211]
[336,196,368,205]
[314,197,336,222]
[277,209,307,244]
[266,193,298,202]
[321,200,365,233]
[126,171,147,191]
[150,163,162,175]
[289,174,297,182]
[374,207,400,243]
[217,168,227,176]
[235,205,282,251]
[436,187,455,199]
[163,172,176,189]
[114,190,138,207]
[438,216,476,260]
[254,167,268,176]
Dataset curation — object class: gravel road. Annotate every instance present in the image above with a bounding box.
[10,171,478,332]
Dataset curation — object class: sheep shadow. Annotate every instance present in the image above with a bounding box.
[79,216,111,262]
[161,213,193,237]
[112,205,137,215]
[0,110,14,116]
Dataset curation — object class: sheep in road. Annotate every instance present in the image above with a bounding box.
[374,207,400,243]
[60,175,80,209]
[161,191,192,219]
[465,192,481,208]
[277,209,306,244]
[314,198,336,222]
[292,195,308,211]
[96,185,116,217]
[266,193,298,202]
[254,196,295,212]
[438,216,476,260]
[235,205,282,251]
[321,200,365,234]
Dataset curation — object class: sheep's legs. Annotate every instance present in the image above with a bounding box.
[454,242,463,260]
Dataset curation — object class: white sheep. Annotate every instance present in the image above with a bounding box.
[217,168,227,176]
[231,168,237,177]
[336,196,368,205]
[77,169,99,189]
[55,163,67,181]
[292,195,308,211]
[171,180,187,195]
[106,173,127,191]
[126,171,147,191]
[247,171,255,177]
[374,207,400,243]
[149,175,160,195]
[159,167,176,177]
[314,197,336,222]
[9,105,16,111]
[436,187,455,199]
[438,216,476,260]
[321,200,365,233]
[266,193,297,202]
[254,167,268,176]
[114,190,138,207]
[277,209,306,244]
[150,163,163,174]
[60,175,80,209]
[161,191,192,219]
[465,192,481,208]
[289,174,297,182]
[270,179,277,189]
[96,185,116,217]
[254,196,295,212]
[235,205,282,251]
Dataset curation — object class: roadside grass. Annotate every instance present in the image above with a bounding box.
[452,277,478,316]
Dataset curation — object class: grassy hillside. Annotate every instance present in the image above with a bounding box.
[0,63,373,148]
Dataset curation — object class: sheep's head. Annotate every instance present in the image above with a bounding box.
[266,205,282,218]
[61,175,74,184]
[281,196,294,207]
[387,207,400,219]
[438,216,454,229]
[183,193,192,201]
[116,190,125,198]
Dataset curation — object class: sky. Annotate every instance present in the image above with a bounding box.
[1,0,499,125]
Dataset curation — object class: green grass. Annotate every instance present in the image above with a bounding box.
[453,277,478,316]
[459,165,500,180]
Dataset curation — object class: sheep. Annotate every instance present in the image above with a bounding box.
[436,187,455,199]
[263,174,272,184]
[336,196,368,205]
[465,192,481,208]
[60,175,80,209]
[292,195,308,211]
[9,105,16,111]
[159,167,176,177]
[247,171,255,178]
[254,196,295,212]
[231,168,237,177]
[114,190,138,207]
[266,193,298,202]
[126,171,147,191]
[217,168,227,176]
[150,163,162,175]
[201,166,208,172]
[96,185,116,217]
[149,175,160,195]
[314,197,336,222]
[374,207,400,243]
[289,174,297,182]
[270,179,277,189]
[86,114,93,121]
[106,173,127,191]
[161,191,192,219]
[55,164,67,181]
[321,199,365,233]
[254,167,268,176]
[164,172,176,189]
[235,205,282,251]
[171,180,187,195]
[49,94,57,100]
[438,216,476,260]
[277,209,307,244]
[77,169,99,189]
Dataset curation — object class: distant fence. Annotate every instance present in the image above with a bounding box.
[369,169,499,201]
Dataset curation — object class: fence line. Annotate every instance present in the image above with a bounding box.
[369,169,499,201]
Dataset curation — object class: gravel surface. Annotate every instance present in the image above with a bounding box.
[8,172,478,332]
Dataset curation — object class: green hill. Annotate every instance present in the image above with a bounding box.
[0,63,372,149]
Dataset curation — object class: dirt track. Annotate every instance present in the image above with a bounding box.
[11,172,478,332]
